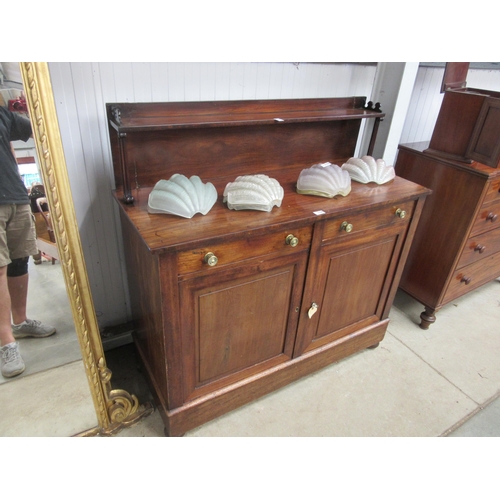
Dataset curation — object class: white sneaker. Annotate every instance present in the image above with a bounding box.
[1,342,26,378]
[12,319,56,339]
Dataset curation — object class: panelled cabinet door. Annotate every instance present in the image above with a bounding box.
[466,97,500,168]
[178,250,308,404]
[294,219,409,356]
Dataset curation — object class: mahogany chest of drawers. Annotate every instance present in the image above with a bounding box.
[395,142,500,328]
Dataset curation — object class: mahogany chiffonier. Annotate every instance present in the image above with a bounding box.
[395,86,500,329]
[107,97,429,436]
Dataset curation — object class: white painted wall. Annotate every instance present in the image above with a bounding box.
[359,62,419,166]
[48,62,378,328]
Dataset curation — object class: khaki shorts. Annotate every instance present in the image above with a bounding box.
[0,204,38,268]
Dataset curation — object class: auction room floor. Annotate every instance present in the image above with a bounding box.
[1,257,499,437]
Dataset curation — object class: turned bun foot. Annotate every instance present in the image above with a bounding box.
[419,307,436,330]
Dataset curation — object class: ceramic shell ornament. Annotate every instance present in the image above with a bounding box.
[147,174,218,218]
[341,156,395,185]
[223,174,284,212]
[296,162,351,198]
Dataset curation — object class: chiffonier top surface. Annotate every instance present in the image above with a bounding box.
[114,169,429,254]
[399,141,500,179]
[108,97,427,254]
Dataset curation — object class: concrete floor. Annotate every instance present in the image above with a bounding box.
[0,258,97,436]
[1,256,499,437]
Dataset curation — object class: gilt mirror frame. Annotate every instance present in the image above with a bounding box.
[20,62,151,436]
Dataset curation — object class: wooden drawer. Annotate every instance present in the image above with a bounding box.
[483,176,500,205]
[470,198,500,237]
[457,225,500,270]
[322,200,414,242]
[444,249,500,304]
[177,225,312,275]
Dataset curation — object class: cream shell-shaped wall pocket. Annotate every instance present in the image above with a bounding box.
[296,162,351,198]
[147,174,218,218]
[341,156,395,184]
[223,174,284,212]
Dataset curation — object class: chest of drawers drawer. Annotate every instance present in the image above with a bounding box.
[457,224,500,269]
[445,249,500,303]
[470,198,500,237]
[483,177,500,205]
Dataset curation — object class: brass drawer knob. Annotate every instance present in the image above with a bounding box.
[474,244,486,254]
[486,212,498,223]
[286,234,299,247]
[461,276,472,285]
[340,221,353,233]
[395,208,406,219]
[204,252,218,267]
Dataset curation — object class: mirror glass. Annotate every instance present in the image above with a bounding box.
[1,62,154,437]
[0,62,98,436]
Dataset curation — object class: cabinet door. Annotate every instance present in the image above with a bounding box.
[178,251,308,403]
[294,218,410,356]
[466,97,500,168]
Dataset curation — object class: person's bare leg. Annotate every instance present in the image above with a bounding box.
[0,266,15,346]
[8,273,29,326]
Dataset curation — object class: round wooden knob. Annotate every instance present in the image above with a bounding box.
[486,212,498,222]
[204,252,218,266]
[341,221,353,233]
[461,276,472,285]
[474,244,486,253]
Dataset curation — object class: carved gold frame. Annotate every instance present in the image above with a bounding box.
[20,62,152,435]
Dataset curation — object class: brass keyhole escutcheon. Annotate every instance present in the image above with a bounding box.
[395,208,406,219]
[286,234,299,247]
[340,221,353,233]
[308,302,318,319]
[204,252,218,267]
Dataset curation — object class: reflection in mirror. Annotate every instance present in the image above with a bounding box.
[0,62,149,436]
[0,63,97,436]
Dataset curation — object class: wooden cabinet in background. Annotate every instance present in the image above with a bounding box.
[395,142,500,329]
[108,98,429,436]
[426,87,500,168]
[33,211,59,264]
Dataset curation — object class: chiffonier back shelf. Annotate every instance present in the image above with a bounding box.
[107,97,384,204]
